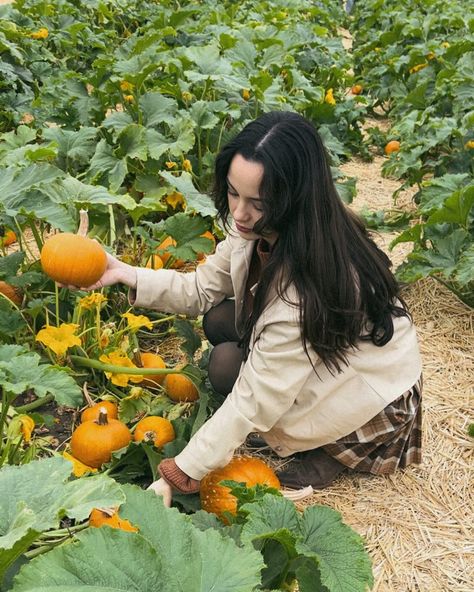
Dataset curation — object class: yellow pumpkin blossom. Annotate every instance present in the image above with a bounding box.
[19,415,35,443]
[120,80,134,92]
[30,27,49,39]
[409,63,428,74]
[79,292,108,310]
[464,140,474,149]
[441,41,450,48]
[165,161,178,169]
[165,191,185,209]
[36,323,81,357]
[182,159,192,172]
[99,350,143,387]
[426,51,436,60]
[242,88,251,101]
[122,312,153,331]
[123,95,135,103]
[324,88,336,105]
[181,90,193,102]
[127,387,145,400]
[99,327,113,349]
[63,451,98,477]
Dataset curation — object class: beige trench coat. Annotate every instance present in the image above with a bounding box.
[133,229,422,480]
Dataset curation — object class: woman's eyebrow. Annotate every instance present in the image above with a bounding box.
[226,178,261,200]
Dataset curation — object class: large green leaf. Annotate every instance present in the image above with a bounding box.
[87,139,128,192]
[428,184,474,227]
[118,485,264,592]
[297,505,374,592]
[159,172,216,217]
[140,92,178,127]
[0,346,82,405]
[0,457,123,584]
[42,127,98,168]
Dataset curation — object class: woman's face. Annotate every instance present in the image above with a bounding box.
[227,154,277,245]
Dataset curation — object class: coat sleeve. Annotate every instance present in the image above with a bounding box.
[131,232,236,316]
[174,301,315,480]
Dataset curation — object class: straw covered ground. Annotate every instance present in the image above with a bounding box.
[292,157,474,591]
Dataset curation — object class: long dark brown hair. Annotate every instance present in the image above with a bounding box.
[212,111,410,373]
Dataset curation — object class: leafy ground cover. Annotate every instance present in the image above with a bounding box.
[0,1,378,590]
[350,0,474,306]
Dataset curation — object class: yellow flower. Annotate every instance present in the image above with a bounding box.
[464,140,474,149]
[122,312,152,331]
[99,350,143,387]
[242,88,251,101]
[409,63,428,74]
[30,27,48,39]
[165,161,178,169]
[182,159,192,172]
[181,91,193,102]
[426,51,436,60]
[79,292,108,310]
[441,41,450,48]
[165,191,185,209]
[63,452,98,477]
[120,81,134,92]
[123,95,135,103]
[324,88,336,105]
[36,323,81,357]
[19,415,35,443]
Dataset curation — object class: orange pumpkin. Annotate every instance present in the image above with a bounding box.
[145,253,164,270]
[41,210,107,286]
[70,408,131,468]
[89,508,138,532]
[384,140,401,155]
[197,230,216,261]
[133,416,175,448]
[200,456,280,520]
[0,280,22,305]
[1,230,17,246]
[81,400,118,423]
[139,352,167,387]
[157,236,185,269]
[163,373,199,402]
[351,84,363,95]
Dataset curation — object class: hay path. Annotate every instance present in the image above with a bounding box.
[297,155,474,591]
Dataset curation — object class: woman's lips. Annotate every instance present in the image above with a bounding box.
[236,223,252,233]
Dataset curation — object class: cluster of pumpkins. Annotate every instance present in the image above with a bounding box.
[74,398,280,526]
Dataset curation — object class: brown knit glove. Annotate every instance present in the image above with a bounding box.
[158,458,200,494]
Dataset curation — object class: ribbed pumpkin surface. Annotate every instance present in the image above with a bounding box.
[41,233,107,286]
[200,456,280,519]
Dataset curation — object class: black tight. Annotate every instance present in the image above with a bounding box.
[203,300,244,396]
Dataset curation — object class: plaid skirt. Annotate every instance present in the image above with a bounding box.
[323,376,423,475]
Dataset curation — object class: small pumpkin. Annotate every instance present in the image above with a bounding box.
[145,253,164,270]
[138,352,167,387]
[89,508,138,532]
[197,230,216,261]
[41,209,107,286]
[200,456,280,520]
[1,229,17,247]
[351,84,363,95]
[384,140,400,155]
[133,416,175,448]
[157,236,185,269]
[163,372,199,402]
[0,280,22,305]
[70,408,131,468]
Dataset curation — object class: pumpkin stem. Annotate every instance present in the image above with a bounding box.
[96,408,109,425]
[82,381,95,408]
[77,209,90,237]
[144,430,156,443]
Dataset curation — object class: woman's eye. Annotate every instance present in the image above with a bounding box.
[227,189,238,197]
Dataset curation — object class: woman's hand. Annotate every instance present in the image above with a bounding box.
[60,252,138,291]
[146,478,173,508]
